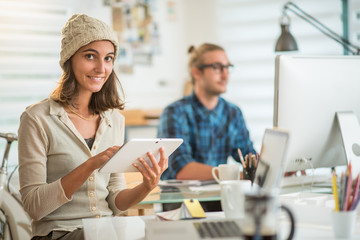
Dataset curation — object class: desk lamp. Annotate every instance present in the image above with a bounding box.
[275,1,360,55]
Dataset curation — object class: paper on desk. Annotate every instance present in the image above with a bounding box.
[189,184,220,192]
[156,199,206,221]
[157,208,182,221]
[157,206,196,221]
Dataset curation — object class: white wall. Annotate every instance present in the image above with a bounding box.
[183,0,219,47]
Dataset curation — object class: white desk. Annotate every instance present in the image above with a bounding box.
[83,213,360,239]
[83,192,360,239]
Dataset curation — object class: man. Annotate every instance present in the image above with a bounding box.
[158,43,256,180]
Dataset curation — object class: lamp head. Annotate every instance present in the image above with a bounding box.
[275,14,298,52]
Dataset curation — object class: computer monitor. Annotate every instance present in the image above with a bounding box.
[273,55,360,176]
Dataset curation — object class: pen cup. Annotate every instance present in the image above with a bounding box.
[331,210,357,239]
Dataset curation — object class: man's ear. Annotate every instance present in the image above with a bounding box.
[191,67,202,81]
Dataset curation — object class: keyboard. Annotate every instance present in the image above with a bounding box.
[281,174,332,188]
[193,221,241,239]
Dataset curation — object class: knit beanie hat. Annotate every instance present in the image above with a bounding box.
[59,14,119,69]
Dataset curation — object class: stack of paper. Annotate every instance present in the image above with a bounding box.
[156,199,206,221]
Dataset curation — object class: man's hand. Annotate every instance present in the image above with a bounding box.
[238,149,258,182]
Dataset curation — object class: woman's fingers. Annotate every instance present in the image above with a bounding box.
[100,146,119,161]
[133,148,168,190]
[89,146,120,169]
[130,148,169,191]
[137,157,155,176]
[134,159,157,190]
[138,150,164,175]
[133,162,149,179]
[158,147,168,172]
[149,151,162,174]
[104,146,120,158]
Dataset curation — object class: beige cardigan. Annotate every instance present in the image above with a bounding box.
[18,99,126,237]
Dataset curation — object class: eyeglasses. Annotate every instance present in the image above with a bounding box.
[197,63,234,74]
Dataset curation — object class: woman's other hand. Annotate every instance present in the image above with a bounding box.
[61,145,120,199]
[132,147,168,191]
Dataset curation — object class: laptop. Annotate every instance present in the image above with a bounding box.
[145,128,290,240]
[253,128,290,194]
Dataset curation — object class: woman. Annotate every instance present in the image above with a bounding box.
[18,14,167,240]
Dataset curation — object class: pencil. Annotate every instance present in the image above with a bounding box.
[237,148,246,168]
[350,174,360,210]
[246,155,250,168]
[349,162,352,176]
[350,194,360,211]
[343,169,352,211]
[332,170,340,212]
[251,154,257,167]
[339,173,346,211]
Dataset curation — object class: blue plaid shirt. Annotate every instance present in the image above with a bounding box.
[157,93,256,179]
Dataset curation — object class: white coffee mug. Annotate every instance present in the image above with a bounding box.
[220,180,252,219]
[212,164,240,183]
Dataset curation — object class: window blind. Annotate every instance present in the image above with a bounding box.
[215,0,343,150]
[0,0,70,168]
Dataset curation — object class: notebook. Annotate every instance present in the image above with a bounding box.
[145,128,290,240]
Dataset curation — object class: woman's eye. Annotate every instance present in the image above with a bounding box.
[105,56,113,62]
[85,54,94,60]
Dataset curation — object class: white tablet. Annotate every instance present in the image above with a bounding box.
[98,138,183,173]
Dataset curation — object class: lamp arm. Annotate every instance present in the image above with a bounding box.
[286,7,357,54]
[285,2,346,44]
[284,2,360,55]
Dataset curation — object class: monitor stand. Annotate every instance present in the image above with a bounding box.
[336,111,360,179]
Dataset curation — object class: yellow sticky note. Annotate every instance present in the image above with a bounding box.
[183,199,206,218]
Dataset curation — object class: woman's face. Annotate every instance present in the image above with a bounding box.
[71,40,115,97]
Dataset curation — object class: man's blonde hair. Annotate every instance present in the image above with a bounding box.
[187,43,224,85]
